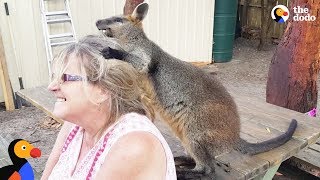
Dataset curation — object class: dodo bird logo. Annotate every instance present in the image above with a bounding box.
[0,139,41,180]
[271,5,290,23]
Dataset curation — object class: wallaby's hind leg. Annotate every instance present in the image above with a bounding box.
[189,139,215,175]
[176,138,216,180]
[174,155,195,166]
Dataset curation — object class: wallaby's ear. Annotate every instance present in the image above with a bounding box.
[132,2,149,22]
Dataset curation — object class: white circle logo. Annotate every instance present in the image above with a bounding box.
[271,5,290,23]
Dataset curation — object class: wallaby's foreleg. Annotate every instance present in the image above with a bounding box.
[101,47,150,72]
[101,47,129,60]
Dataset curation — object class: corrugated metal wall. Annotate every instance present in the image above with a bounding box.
[0,0,214,102]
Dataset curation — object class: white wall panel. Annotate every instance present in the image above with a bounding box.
[0,0,49,103]
[0,0,214,102]
[69,0,214,62]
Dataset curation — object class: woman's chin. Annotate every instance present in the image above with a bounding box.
[52,104,68,120]
[52,109,66,120]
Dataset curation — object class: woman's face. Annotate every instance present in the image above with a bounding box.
[47,54,103,123]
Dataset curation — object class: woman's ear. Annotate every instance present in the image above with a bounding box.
[98,89,110,104]
[132,2,149,22]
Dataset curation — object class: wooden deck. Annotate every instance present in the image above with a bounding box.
[16,86,320,179]
[287,139,320,177]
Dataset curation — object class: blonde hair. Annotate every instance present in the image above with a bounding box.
[51,35,155,125]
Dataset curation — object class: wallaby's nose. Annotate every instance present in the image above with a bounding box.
[96,20,102,29]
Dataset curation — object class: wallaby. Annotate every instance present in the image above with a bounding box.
[96,2,297,178]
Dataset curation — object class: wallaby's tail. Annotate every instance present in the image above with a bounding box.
[236,119,297,155]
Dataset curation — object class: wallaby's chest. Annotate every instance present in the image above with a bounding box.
[148,60,209,107]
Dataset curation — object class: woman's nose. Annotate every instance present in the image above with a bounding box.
[47,80,60,92]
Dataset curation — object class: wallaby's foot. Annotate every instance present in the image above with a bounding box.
[176,163,208,174]
[177,171,204,180]
[216,161,231,173]
[176,167,216,180]
[176,166,205,180]
[101,47,126,60]
[175,155,196,166]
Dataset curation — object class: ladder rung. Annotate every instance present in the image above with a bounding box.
[47,18,71,24]
[45,11,68,16]
[49,33,74,39]
[51,40,76,47]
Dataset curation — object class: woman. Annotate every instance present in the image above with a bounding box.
[41,35,177,179]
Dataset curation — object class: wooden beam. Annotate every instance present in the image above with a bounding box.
[191,61,212,67]
[0,32,15,111]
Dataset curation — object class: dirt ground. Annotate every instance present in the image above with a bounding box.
[0,37,317,178]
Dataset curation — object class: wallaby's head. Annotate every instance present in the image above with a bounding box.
[96,3,149,41]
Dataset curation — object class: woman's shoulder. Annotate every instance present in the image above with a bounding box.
[117,112,154,128]
[111,131,164,157]
[96,130,167,179]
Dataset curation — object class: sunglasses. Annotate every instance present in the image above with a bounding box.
[52,73,87,82]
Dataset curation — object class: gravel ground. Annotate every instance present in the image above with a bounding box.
[204,37,275,98]
[0,37,317,179]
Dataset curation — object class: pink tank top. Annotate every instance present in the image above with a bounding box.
[48,112,177,179]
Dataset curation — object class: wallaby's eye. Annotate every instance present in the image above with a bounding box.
[114,17,123,23]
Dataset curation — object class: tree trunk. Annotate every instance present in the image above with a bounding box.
[123,0,144,15]
[266,0,320,113]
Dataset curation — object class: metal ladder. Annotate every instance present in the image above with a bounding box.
[40,0,77,76]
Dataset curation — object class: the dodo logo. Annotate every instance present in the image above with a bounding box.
[271,5,289,23]
[0,139,41,180]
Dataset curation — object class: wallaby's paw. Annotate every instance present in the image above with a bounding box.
[101,47,125,60]
[101,47,111,59]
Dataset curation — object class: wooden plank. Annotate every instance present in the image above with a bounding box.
[232,94,320,144]
[191,61,212,67]
[216,150,269,179]
[233,93,320,130]
[0,31,15,111]
[294,148,320,171]
[308,143,320,153]
[16,86,63,123]
[257,138,305,166]
[240,119,306,167]
[240,120,286,142]
[215,162,246,180]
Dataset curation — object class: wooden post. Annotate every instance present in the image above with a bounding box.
[123,0,144,15]
[0,32,15,111]
[266,0,320,113]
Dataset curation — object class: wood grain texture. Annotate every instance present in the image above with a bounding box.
[0,32,15,111]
